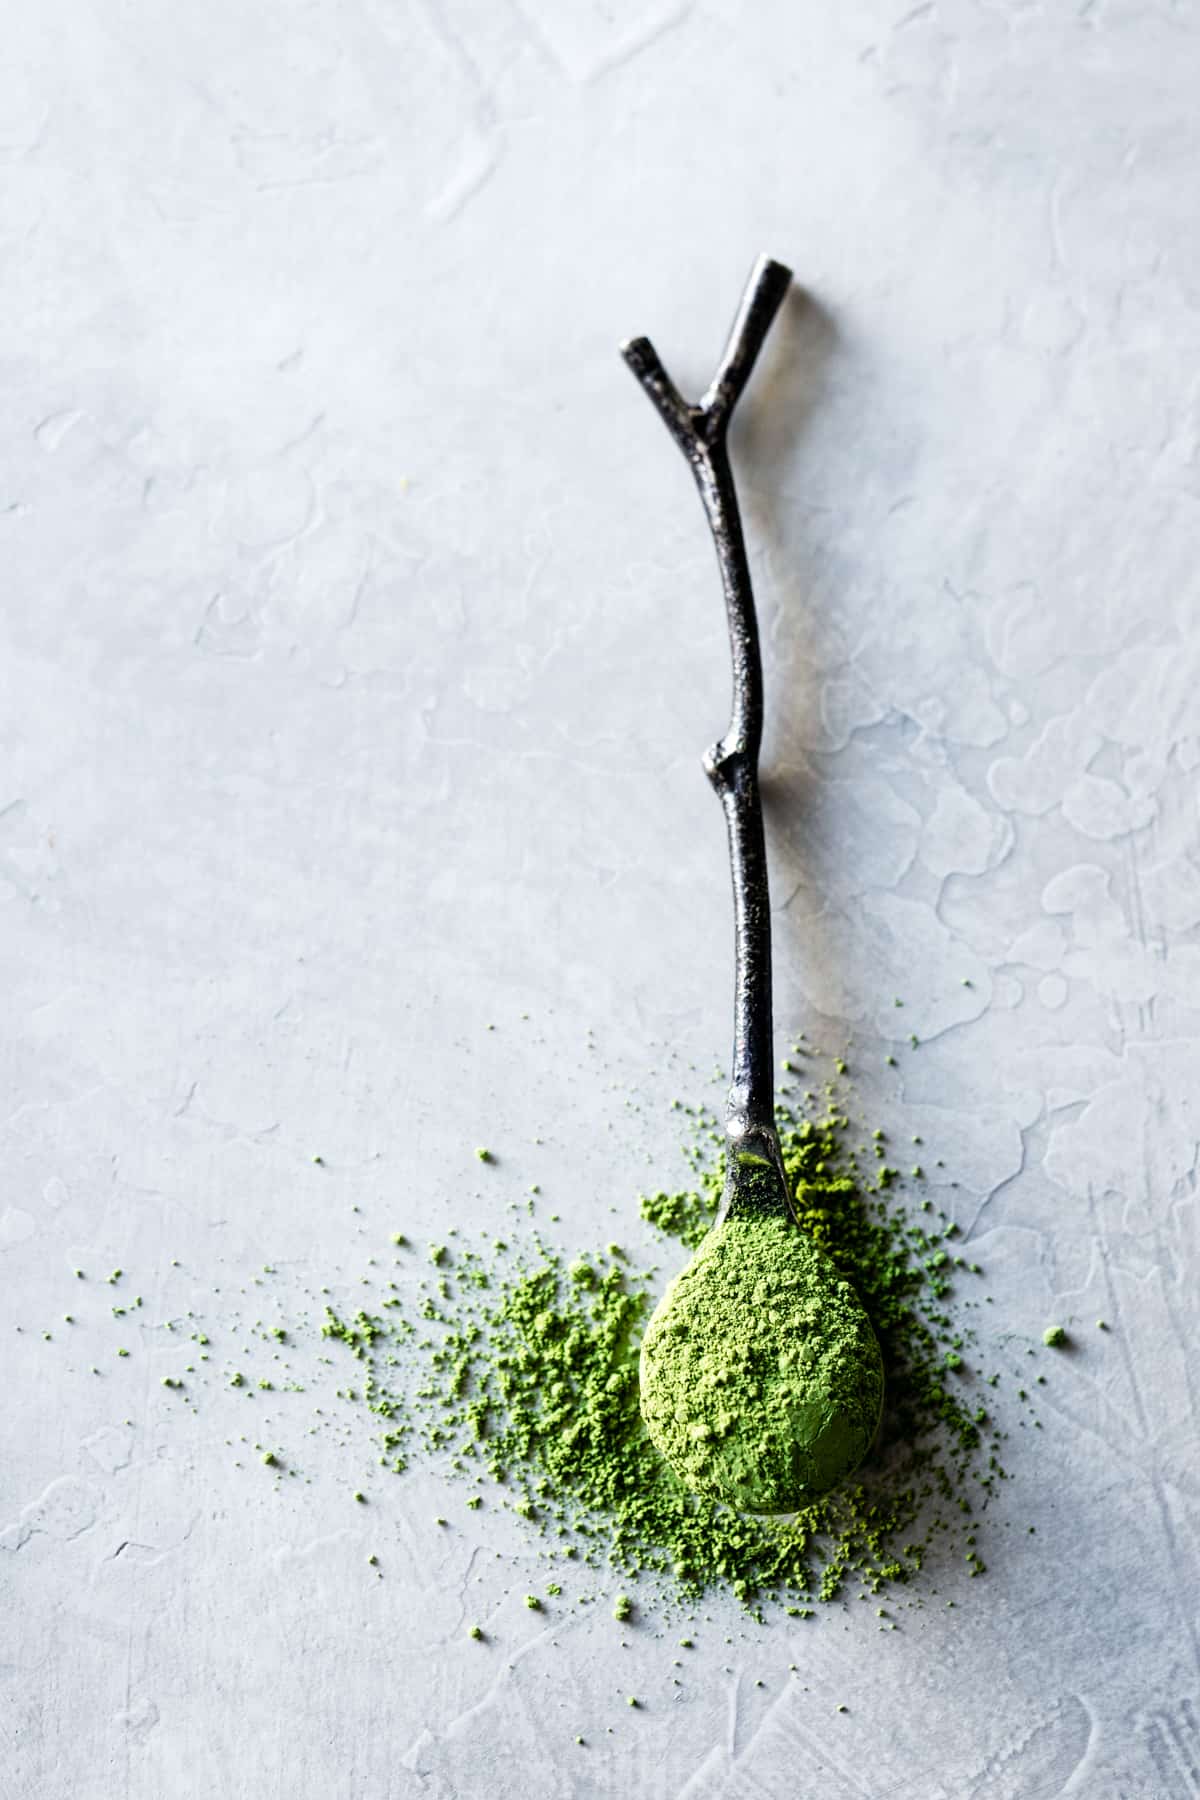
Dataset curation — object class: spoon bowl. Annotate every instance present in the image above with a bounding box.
[639,1213,884,1513]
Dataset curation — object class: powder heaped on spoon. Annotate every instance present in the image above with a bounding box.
[639,1215,884,1512]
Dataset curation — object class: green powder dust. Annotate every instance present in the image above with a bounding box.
[50,1048,1016,1620]
[318,1089,1005,1612]
[639,1216,884,1512]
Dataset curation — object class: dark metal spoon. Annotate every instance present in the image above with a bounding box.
[624,263,885,1512]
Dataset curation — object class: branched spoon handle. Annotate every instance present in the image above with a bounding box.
[621,255,794,1224]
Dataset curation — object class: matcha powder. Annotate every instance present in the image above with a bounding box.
[639,1216,884,1513]
[318,1083,1007,1611]
[44,1036,1027,1621]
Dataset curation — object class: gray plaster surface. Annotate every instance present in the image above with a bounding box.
[3,2,1199,1794]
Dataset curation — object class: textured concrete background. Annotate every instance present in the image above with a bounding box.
[3,1,1199,1795]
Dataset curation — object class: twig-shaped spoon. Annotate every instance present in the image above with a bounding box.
[623,258,884,1512]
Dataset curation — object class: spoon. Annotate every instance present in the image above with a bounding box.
[621,257,884,1514]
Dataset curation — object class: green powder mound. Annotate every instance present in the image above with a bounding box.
[316,1090,1003,1611]
[639,1217,884,1511]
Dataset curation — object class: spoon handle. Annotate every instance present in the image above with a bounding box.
[621,255,794,1223]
